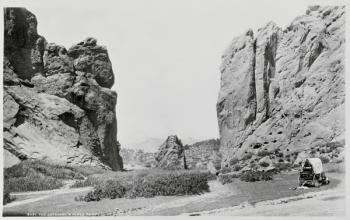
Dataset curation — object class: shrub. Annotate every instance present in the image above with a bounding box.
[4,160,106,196]
[71,175,101,188]
[4,172,64,192]
[3,187,15,205]
[257,150,272,157]
[233,165,243,171]
[220,167,232,174]
[259,161,270,167]
[229,157,239,166]
[144,162,152,168]
[77,170,210,201]
[127,171,209,198]
[242,153,253,161]
[218,172,240,184]
[240,170,273,182]
[320,156,330,164]
[274,162,291,172]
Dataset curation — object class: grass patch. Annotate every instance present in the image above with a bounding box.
[76,169,211,202]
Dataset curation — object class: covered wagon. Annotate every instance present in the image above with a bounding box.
[298,158,330,187]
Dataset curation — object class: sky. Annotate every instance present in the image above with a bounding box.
[22,0,319,146]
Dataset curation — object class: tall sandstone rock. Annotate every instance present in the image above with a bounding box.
[155,135,187,169]
[217,6,345,167]
[3,8,123,170]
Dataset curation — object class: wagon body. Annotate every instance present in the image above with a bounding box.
[298,158,329,187]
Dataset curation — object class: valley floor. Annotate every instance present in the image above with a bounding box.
[3,170,345,216]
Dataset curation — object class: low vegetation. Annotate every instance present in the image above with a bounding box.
[76,169,211,202]
[240,170,273,182]
[257,150,272,157]
[3,188,15,205]
[3,160,106,204]
[218,172,240,184]
[320,156,330,164]
[229,157,239,166]
[259,161,270,167]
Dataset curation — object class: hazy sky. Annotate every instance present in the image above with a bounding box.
[22,0,318,146]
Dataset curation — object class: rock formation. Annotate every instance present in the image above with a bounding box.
[3,8,123,170]
[217,6,345,169]
[184,139,220,169]
[120,148,156,168]
[155,135,187,169]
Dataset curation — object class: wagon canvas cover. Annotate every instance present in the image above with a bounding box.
[302,158,323,174]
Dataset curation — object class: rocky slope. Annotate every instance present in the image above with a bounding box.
[184,139,220,169]
[154,135,186,169]
[217,6,345,169]
[3,8,123,170]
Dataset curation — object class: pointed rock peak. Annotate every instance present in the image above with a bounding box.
[79,37,97,47]
[245,29,254,38]
[166,135,182,144]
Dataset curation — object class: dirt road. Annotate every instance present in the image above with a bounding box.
[183,180,346,216]
[3,171,345,216]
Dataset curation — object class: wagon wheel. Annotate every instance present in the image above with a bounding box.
[298,177,303,186]
[313,176,320,188]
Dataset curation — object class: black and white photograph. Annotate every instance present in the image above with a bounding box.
[1,0,348,217]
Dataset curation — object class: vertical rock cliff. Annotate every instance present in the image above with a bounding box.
[3,8,123,170]
[217,6,345,167]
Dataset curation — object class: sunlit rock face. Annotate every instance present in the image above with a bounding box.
[217,6,345,168]
[3,8,123,170]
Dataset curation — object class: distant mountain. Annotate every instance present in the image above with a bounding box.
[124,138,164,152]
[181,137,200,145]
[124,136,200,152]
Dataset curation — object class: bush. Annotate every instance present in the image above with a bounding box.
[259,161,270,167]
[218,172,240,184]
[77,170,210,201]
[274,162,291,172]
[233,165,243,171]
[4,159,106,197]
[257,150,272,157]
[240,170,273,182]
[320,156,330,164]
[4,172,64,192]
[242,153,253,161]
[3,188,15,205]
[229,157,239,166]
[4,160,95,181]
[220,167,232,174]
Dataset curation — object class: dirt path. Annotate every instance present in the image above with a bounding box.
[3,171,345,216]
[182,181,346,216]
